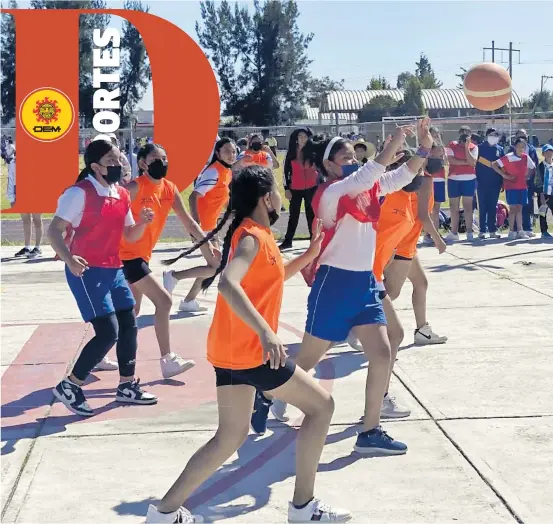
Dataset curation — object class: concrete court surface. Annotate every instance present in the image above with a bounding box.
[1,236,552,524]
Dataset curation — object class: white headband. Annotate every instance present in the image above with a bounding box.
[323,136,342,162]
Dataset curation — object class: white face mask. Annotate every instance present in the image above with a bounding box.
[487,136,499,146]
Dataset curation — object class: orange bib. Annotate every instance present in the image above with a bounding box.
[197,162,232,231]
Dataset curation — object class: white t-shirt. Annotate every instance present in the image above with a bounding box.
[55,175,135,228]
[318,160,415,272]
[194,166,219,196]
[5,143,15,161]
[445,144,479,180]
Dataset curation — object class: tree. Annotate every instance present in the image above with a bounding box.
[196,0,314,125]
[415,53,442,88]
[455,66,468,89]
[0,0,17,124]
[367,76,392,90]
[358,95,398,122]
[118,0,151,127]
[396,71,414,89]
[527,89,553,114]
[306,76,344,108]
[399,76,425,116]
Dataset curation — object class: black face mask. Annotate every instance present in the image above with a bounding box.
[148,159,168,179]
[402,175,424,193]
[218,159,233,169]
[269,209,279,226]
[250,142,262,152]
[426,157,444,175]
[100,165,122,185]
[459,134,470,143]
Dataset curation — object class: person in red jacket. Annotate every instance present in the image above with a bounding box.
[48,139,157,417]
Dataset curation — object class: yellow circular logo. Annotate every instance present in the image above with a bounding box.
[19,87,75,142]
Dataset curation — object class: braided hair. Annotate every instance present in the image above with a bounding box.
[162,165,275,291]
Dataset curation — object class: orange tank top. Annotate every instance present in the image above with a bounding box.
[373,190,415,281]
[196,162,232,231]
[207,218,285,370]
[120,175,176,262]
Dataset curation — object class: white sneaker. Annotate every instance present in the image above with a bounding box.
[508,231,517,240]
[94,356,118,371]
[178,299,201,312]
[524,231,536,238]
[445,232,459,242]
[271,399,289,422]
[478,232,487,239]
[163,270,178,296]
[145,504,203,523]
[414,323,448,345]
[161,353,196,379]
[346,332,363,351]
[381,395,411,419]
[288,498,352,523]
[489,232,501,239]
[517,231,529,239]
[466,232,474,241]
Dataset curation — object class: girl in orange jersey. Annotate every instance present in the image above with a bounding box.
[233,132,280,172]
[162,138,236,312]
[119,143,220,380]
[146,166,351,524]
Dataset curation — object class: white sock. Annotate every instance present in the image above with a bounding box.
[25,245,31,250]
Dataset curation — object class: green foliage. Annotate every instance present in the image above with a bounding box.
[358,95,398,122]
[415,53,442,88]
[307,76,344,109]
[0,0,17,124]
[367,76,392,90]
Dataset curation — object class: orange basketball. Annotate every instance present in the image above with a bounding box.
[463,63,512,111]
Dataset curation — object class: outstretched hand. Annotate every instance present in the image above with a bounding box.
[306,219,325,259]
[417,116,433,149]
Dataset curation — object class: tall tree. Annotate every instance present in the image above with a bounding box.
[0,0,17,124]
[306,76,344,108]
[455,66,468,89]
[399,76,425,116]
[396,71,414,89]
[415,53,442,88]
[527,89,553,113]
[358,95,398,122]
[196,0,314,125]
[367,76,392,90]
[118,0,151,127]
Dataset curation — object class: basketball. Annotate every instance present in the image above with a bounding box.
[463,63,512,111]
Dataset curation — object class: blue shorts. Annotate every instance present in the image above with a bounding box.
[306,265,386,342]
[66,266,136,322]
[447,178,476,199]
[505,188,528,206]
[433,180,446,203]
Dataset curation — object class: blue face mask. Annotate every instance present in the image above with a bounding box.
[340,163,359,178]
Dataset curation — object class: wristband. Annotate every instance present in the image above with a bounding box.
[416,146,430,158]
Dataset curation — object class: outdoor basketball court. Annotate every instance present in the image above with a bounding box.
[1,239,552,523]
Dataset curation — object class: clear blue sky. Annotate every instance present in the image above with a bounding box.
[19,0,553,109]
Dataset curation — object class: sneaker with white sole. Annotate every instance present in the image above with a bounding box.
[354,425,407,455]
[271,398,289,422]
[145,504,203,523]
[14,247,31,258]
[116,378,157,405]
[53,378,94,417]
[414,323,448,345]
[288,498,352,523]
[161,353,195,379]
[445,232,459,242]
[489,232,501,239]
[525,231,536,238]
[517,231,529,239]
[346,332,363,351]
[381,395,411,419]
[466,232,474,241]
[478,232,487,239]
[163,270,178,296]
[27,247,42,258]
[178,299,201,312]
[508,231,517,240]
[94,356,118,371]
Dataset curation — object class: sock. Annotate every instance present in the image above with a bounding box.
[25,245,31,250]
[293,497,314,510]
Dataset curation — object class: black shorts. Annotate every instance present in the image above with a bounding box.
[122,258,151,284]
[394,254,412,261]
[214,360,296,391]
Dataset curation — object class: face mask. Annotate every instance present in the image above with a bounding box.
[250,142,262,152]
[100,165,122,185]
[268,209,279,226]
[218,159,233,169]
[487,136,499,146]
[148,159,168,179]
[425,157,443,175]
[459,134,470,143]
[340,163,359,178]
[402,176,424,193]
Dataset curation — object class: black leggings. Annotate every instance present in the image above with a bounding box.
[539,194,553,233]
[72,308,138,381]
[284,187,317,243]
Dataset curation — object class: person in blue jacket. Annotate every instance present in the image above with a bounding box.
[509,129,539,236]
[476,128,504,238]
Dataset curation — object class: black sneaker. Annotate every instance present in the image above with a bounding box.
[116,378,158,405]
[278,240,293,252]
[27,247,42,259]
[14,247,31,257]
[52,379,94,417]
[251,389,272,435]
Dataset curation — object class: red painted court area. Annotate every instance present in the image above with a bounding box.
[1,318,218,436]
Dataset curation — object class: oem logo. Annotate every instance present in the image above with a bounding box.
[19,87,75,142]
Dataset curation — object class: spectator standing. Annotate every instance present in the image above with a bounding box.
[536,143,553,239]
